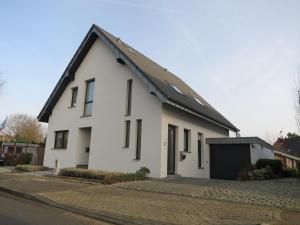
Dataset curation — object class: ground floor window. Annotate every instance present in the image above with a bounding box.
[136,119,142,160]
[198,133,202,168]
[54,130,68,149]
[124,120,130,148]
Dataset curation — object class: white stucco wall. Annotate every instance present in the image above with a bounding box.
[250,144,274,164]
[44,38,163,177]
[160,105,229,178]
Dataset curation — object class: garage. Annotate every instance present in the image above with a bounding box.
[210,144,251,179]
[207,137,274,180]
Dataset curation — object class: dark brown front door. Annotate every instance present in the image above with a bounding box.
[168,125,176,175]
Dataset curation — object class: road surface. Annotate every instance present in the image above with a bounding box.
[0,192,110,225]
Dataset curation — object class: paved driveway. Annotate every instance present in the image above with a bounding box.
[117,177,300,210]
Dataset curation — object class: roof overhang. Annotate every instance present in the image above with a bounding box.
[274,151,300,160]
[206,137,274,150]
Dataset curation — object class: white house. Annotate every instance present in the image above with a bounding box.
[38,25,272,179]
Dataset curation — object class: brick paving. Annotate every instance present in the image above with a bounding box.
[0,172,298,225]
[40,185,281,225]
[117,177,300,210]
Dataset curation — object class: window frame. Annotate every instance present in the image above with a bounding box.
[183,129,190,152]
[54,130,69,149]
[135,119,142,160]
[125,79,133,116]
[83,79,95,116]
[124,120,130,148]
[70,87,78,107]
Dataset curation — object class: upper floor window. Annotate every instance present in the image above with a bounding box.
[169,83,184,95]
[83,79,95,116]
[184,129,190,152]
[71,87,78,107]
[125,79,133,116]
[54,130,68,149]
[193,97,204,106]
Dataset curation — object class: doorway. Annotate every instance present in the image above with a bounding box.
[77,127,92,167]
[167,125,176,175]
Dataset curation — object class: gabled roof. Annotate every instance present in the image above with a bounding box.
[38,24,239,132]
[274,137,300,158]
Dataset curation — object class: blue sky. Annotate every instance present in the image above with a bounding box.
[0,0,300,140]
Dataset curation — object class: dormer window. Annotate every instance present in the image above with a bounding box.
[193,97,204,106]
[169,83,184,95]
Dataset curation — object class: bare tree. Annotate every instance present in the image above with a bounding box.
[3,113,46,143]
[295,68,300,132]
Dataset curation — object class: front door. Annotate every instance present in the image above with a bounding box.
[167,125,176,175]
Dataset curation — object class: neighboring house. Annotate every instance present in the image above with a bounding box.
[274,137,300,169]
[38,25,271,178]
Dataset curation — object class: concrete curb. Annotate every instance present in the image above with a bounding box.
[0,186,173,225]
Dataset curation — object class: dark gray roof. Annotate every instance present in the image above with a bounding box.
[274,137,300,158]
[38,24,238,132]
[206,137,274,150]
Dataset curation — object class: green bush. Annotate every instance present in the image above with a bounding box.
[282,168,298,178]
[136,167,150,176]
[23,153,33,164]
[255,159,283,174]
[59,168,121,180]
[15,165,48,172]
[297,161,300,177]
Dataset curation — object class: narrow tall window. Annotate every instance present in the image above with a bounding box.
[125,79,133,116]
[71,87,78,107]
[136,119,142,160]
[54,130,68,149]
[184,129,190,152]
[198,133,202,168]
[83,79,95,116]
[124,120,130,148]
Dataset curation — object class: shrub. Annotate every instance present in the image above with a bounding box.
[237,168,249,181]
[15,165,48,172]
[4,153,33,166]
[282,168,298,178]
[136,167,150,176]
[23,153,33,164]
[102,172,146,185]
[255,159,283,174]
[59,168,122,180]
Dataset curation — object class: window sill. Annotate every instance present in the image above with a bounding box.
[51,148,67,150]
[68,106,76,109]
[122,146,129,149]
[198,167,204,170]
[184,151,191,154]
[133,158,140,161]
[81,115,92,118]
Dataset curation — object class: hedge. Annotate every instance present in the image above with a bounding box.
[15,165,48,172]
[255,159,283,174]
[59,167,150,184]
[59,168,121,180]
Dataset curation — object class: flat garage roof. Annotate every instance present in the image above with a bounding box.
[206,137,274,150]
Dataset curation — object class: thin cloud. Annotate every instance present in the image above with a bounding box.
[93,0,178,14]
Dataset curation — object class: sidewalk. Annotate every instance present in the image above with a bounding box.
[0,172,297,225]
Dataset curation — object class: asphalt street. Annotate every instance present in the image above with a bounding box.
[0,192,110,225]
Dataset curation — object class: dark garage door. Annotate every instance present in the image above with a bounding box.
[210,144,251,179]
